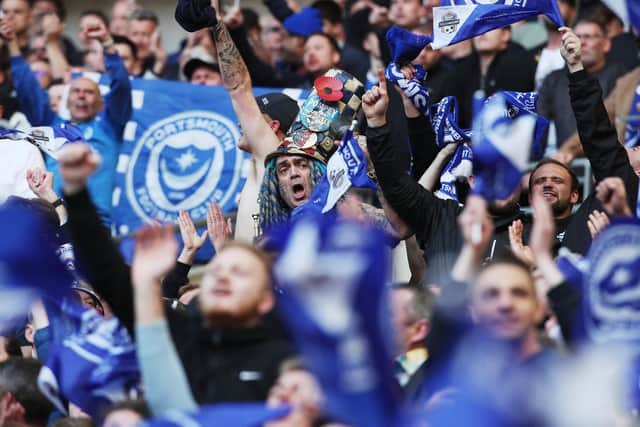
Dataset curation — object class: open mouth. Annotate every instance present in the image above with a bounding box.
[292,183,306,201]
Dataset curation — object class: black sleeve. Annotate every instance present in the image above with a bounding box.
[162,261,192,299]
[263,0,294,22]
[63,189,135,336]
[569,69,639,210]
[227,26,301,88]
[366,124,442,242]
[547,282,581,348]
[406,115,438,181]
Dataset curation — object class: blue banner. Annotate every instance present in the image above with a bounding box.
[96,77,307,262]
[38,300,140,423]
[432,0,564,49]
[269,215,400,427]
[0,203,72,333]
[471,92,535,201]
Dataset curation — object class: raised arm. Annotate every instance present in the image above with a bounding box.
[84,21,133,137]
[363,70,451,239]
[42,13,70,81]
[0,18,55,125]
[212,19,280,163]
[562,27,638,209]
[57,143,135,335]
[131,225,198,415]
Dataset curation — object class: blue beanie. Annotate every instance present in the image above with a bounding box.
[283,7,323,37]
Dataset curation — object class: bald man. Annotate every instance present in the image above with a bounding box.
[2,16,132,224]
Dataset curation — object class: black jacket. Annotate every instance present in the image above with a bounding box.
[366,124,530,285]
[559,70,639,255]
[64,190,294,403]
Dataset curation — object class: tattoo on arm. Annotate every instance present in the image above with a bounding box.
[360,203,398,238]
[212,22,249,91]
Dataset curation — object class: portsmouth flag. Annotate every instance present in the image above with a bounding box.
[139,404,289,427]
[471,92,535,201]
[292,128,377,218]
[601,0,640,32]
[0,124,83,159]
[580,218,640,343]
[432,0,564,49]
[270,215,400,427]
[0,203,72,333]
[38,300,140,423]
[499,91,548,158]
[66,74,306,262]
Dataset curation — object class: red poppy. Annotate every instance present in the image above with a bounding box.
[314,76,343,102]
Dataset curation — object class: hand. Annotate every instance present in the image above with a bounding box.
[177,209,207,264]
[26,167,58,203]
[57,143,101,195]
[508,219,534,268]
[587,210,610,238]
[551,150,574,166]
[83,19,111,44]
[559,27,584,73]
[0,18,16,42]
[626,146,640,176]
[0,393,25,427]
[368,5,389,26]
[42,13,64,42]
[528,193,556,263]
[206,201,232,252]
[131,224,179,288]
[222,6,243,30]
[175,0,219,32]
[362,69,389,128]
[595,176,632,217]
[458,195,493,253]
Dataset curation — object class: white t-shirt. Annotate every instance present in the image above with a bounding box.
[0,139,45,203]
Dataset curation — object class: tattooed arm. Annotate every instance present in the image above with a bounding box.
[360,202,412,241]
[212,21,280,165]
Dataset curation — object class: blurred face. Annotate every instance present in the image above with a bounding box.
[110,1,134,36]
[276,155,313,208]
[199,245,273,325]
[128,18,155,59]
[471,263,540,341]
[281,34,305,64]
[389,0,424,30]
[473,27,510,55]
[2,0,31,35]
[30,60,51,88]
[28,34,47,61]
[190,66,222,86]
[48,83,64,112]
[103,409,142,427]
[390,288,422,353]
[266,370,323,427]
[303,34,340,76]
[529,163,578,219]
[415,44,441,69]
[574,22,610,71]
[114,42,136,74]
[84,41,105,72]
[67,77,103,123]
[261,17,285,52]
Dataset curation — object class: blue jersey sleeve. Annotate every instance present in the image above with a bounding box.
[10,55,55,126]
[103,52,132,138]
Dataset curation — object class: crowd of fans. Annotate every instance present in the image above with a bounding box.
[1,0,640,426]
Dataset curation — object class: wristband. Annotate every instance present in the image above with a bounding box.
[52,198,64,208]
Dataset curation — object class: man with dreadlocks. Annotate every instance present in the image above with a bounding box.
[258,68,366,231]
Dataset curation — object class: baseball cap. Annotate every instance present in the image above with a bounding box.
[255,93,300,134]
[283,7,323,37]
[182,46,221,81]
